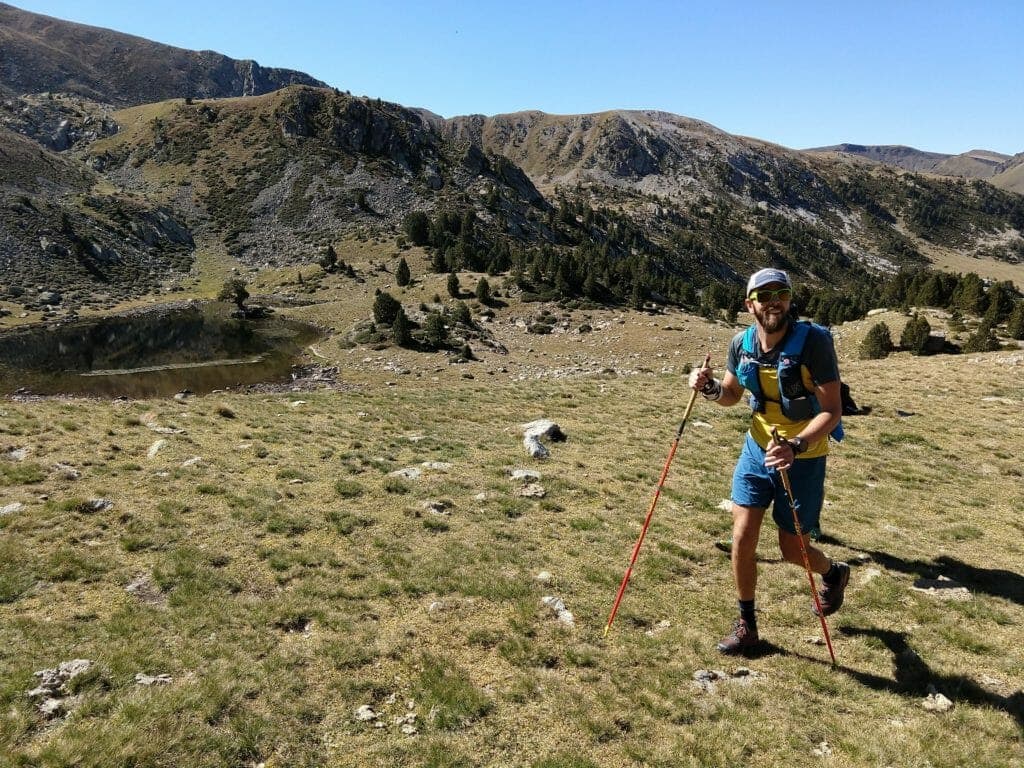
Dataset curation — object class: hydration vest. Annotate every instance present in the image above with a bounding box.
[736,321,844,442]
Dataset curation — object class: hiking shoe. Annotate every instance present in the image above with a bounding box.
[714,538,733,554]
[716,618,760,654]
[813,562,850,617]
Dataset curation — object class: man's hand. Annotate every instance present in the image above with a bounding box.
[764,438,796,470]
[688,366,721,400]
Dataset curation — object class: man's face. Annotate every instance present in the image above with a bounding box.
[746,282,791,334]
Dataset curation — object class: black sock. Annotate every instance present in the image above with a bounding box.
[738,599,756,629]
[823,562,839,583]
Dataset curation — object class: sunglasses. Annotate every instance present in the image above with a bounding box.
[748,288,792,303]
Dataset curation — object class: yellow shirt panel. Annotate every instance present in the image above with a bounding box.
[748,365,830,458]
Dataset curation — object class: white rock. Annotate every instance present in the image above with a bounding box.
[510,469,542,482]
[354,704,378,721]
[147,439,167,458]
[860,568,882,584]
[52,463,81,480]
[180,456,203,468]
[922,692,954,712]
[134,673,172,686]
[518,483,546,498]
[421,461,452,471]
[535,571,553,584]
[1,502,24,516]
[389,467,422,480]
[541,595,575,627]
[812,741,832,757]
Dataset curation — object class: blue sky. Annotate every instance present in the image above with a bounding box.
[12,1,1024,155]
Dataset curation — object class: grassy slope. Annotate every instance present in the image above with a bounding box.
[1,297,1022,766]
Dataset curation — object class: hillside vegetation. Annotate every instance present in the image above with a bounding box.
[1,315,1022,766]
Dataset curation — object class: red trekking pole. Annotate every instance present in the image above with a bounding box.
[771,427,837,664]
[603,353,711,638]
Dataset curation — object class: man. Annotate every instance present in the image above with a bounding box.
[689,268,850,654]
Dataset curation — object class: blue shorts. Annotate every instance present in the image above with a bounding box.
[731,433,827,535]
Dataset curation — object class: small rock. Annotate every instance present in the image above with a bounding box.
[422,500,451,515]
[3,447,30,461]
[922,692,954,712]
[1,502,24,516]
[389,467,422,480]
[421,461,452,471]
[82,498,112,513]
[180,456,203,468]
[644,620,672,637]
[510,469,542,482]
[354,704,377,722]
[535,571,553,584]
[812,741,832,757]
[911,576,971,601]
[518,483,546,498]
[52,463,81,480]
[134,673,173,686]
[541,595,574,627]
[147,439,167,458]
[860,567,882,584]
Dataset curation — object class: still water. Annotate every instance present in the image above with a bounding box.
[0,302,322,397]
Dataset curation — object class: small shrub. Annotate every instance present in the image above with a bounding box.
[383,477,411,494]
[0,462,46,486]
[900,313,931,355]
[334,479,364,498]
[860,322,893,359]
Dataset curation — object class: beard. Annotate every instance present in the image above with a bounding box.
[753,305,789,334]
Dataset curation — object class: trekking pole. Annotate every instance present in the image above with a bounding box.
[603,353,711,638]
[770,427,837,665]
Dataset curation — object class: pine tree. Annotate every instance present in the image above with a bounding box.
[395,257,411,287]
[1006,301,1024,340]
[423,312,447,348]
[392,307,412,347]
[402,211,430,246]
[475,277,491,304]
[318,244,338,273]
[900,313,931,355]
[447,272,460,298]
[860,322,893,359]
[372,290,401,325]
[962,322,1001,353]
[217,279,249,312]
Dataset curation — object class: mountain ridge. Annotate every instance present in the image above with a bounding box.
[0,4,1022,319]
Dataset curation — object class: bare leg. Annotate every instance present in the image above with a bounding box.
[777,529,830,574]
[731,504,765,600]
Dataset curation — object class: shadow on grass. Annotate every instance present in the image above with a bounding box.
[835,625,1024,729]
[835,540,1024,607]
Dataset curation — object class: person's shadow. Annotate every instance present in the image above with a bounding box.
[823,536,1024,608]
[836,626,1024,729]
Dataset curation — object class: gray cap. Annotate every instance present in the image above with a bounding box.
[746,268,791,296]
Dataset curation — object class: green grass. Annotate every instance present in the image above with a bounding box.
[1,347,1023,766]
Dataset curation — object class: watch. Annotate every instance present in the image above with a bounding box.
[788,436,807,455]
